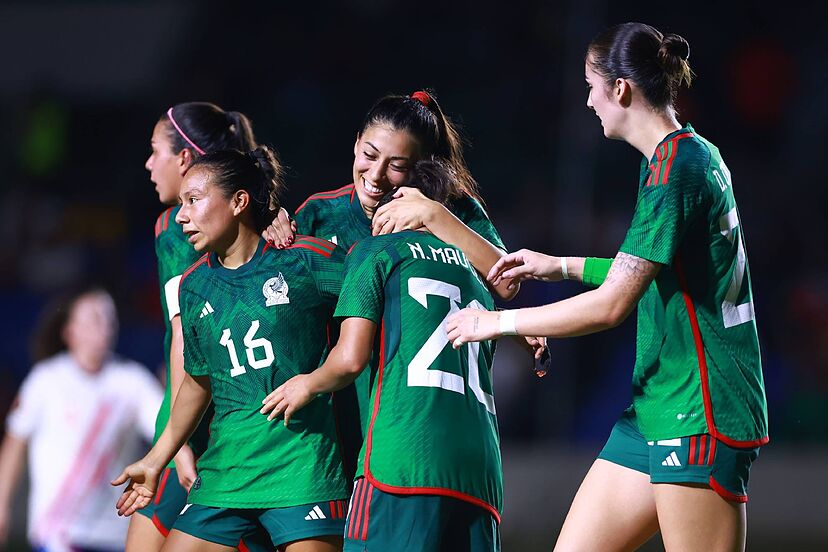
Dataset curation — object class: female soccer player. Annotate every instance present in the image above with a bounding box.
[141,103,284,551]
[0,287,161,552]
[114,147,349,552]
[290,90,515,301]
[446,23,767,552]
[280,91,543,477]
[263,160,502,552]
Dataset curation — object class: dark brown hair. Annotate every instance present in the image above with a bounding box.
[587,23,694,109]
[163,102,257,157]
[360,90,481,203]
[189,146,285,233]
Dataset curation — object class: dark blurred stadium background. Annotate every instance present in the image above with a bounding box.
[1,1,826,550]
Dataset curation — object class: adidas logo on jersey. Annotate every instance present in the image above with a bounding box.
[199,302,214,318]
[304,505,326,520]
[661,451,682,467]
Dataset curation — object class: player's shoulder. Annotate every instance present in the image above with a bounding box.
[448,193,490,221]
[179,253,211,289]
[105,356,154,383]
[283,235,339,259]
[648,128,710,187]
[154,205,183,239]
[294,183,355,215]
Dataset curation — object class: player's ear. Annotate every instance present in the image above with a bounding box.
[353,132,361,157]
[177,149,193,176]
[615,78,632,108]
[232,189,250,216]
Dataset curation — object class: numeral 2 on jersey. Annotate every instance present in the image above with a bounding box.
[219,320,275,377]
[719,208,755,328]
[407,277,496,414]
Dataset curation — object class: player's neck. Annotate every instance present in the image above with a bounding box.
[217,229,260,269]
[70,350,106,375]
[625,108,682,160]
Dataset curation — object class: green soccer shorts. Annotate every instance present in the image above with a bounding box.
[136,467,188,536]
[598,412,760,502]
[172,500,347,548]
[344,477,500,552]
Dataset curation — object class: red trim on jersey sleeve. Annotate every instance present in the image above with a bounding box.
[287,243,333,257]
[163,208,172,231]
[674,254,769,448]
[362,323,501,523]
[179,254,210,288]
[649,132,694,186]
[708,476,748,503]
[155,207,174,237]
[295,184,355,214]
[295,234,337,251]
[237,539,250,552]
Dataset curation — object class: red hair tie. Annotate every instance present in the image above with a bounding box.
[410,91,431,107]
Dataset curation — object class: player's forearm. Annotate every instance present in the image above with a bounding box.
[0,435,26,509]
[306,346,367,395]
[507,253,656,336]
[306,317,375,395]
[424,206,518,300]
[148,374,211,469]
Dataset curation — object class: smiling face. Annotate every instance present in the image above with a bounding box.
[145,120,186,205]
[585,58,626,140]
[352,124,420,217]
[175,167,239,254]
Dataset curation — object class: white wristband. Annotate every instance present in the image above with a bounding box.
[499,310,517,336]
[560,257,569,280]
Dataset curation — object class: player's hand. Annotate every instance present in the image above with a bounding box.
[262,207,297,248]
[372,187,435,236]
[111,459,161,517]
[488,250,562,288]
[519,335,547,361]
[260,375,314,426]
[173,444,197,491]
[446,309,500,348]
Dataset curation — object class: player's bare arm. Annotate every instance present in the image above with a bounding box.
[261,317,376,425]
[447,252,660,344]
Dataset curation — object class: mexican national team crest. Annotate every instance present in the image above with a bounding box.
[263,273,290,306]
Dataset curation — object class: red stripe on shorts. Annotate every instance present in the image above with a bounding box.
[698,435,707,463]
[154,468,171,505]
[361,482,374,541]
[689,436,697,465]
[706,436,717,465]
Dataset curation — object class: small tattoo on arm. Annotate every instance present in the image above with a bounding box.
[473,316,479,332]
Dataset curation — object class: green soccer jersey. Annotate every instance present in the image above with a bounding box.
[293,183,506,252]
[334,231,503,521]
[153,205,211,463]
[178,236,349,508]
[619,124,767,446]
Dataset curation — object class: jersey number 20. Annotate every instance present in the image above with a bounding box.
[406,277,496,415]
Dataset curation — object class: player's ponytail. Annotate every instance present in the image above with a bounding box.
[360,90,482,204]
[587,22,694,110]
[190,146,285,233]
[163,102,259,159]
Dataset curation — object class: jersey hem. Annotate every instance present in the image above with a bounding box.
[362,322,501,523]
